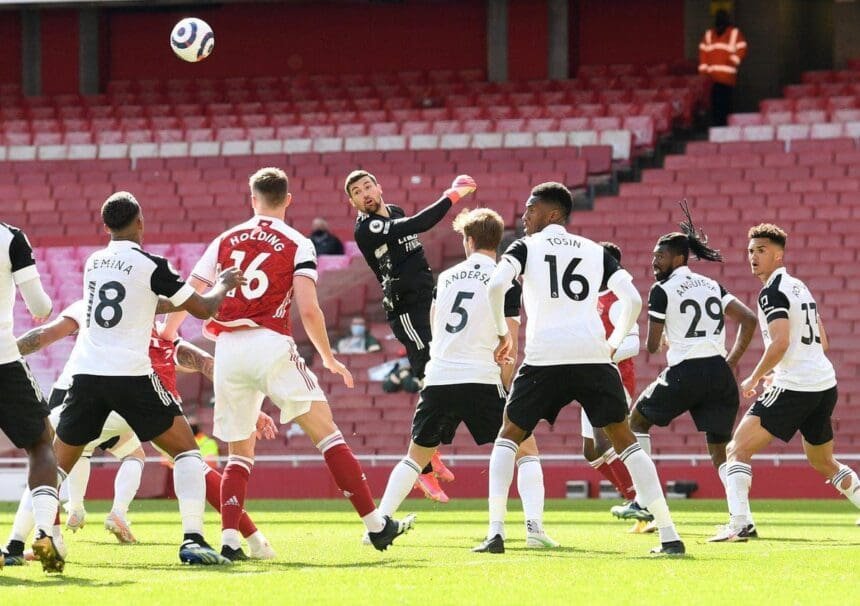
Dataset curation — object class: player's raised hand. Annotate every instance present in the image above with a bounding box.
[255,411,278,440]
[494,332,513,365]
[444,174,477,204]
[218,266,246,290]
[324,355,354,389]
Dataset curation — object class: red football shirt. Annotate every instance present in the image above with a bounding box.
[149,330,180,400]
[597,290,636,398]
[191,216,318,340]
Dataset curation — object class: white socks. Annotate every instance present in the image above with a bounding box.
[517,455,545,532]
[31,485,59,537]
[10,487,35,543]
[379,457,422,517]
[619,443,679,543]
[726,462,753,528]
[633,433,652,457]
[66,456,91,512]
[173,450,206,536]
[487,438,518,539]
[831,464,860,508]
[112,457,144,517]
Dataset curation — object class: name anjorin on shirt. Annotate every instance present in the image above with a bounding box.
[90,257,133,275]
[229,229,285,252]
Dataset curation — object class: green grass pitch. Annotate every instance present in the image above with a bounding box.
[1,499,857,605]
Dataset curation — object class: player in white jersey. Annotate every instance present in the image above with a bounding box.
[0,222,60,572]
[161,168,413,556]
[711,223,860,541]
[375,208,557,552]
[52,192,245,567]
[616,206,757,531]
[480,182,685,556]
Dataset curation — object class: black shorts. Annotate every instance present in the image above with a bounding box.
[0,359,49,448]
[635,355,739,444]
[748,385,838,445]
[48,387,67,410]
[388,297,432,380]
[56,374,183,446]
[412,383,506,448]
[506,363,628,434]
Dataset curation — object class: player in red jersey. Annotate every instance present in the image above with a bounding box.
[161,167,414,558]
[578,243,643,529]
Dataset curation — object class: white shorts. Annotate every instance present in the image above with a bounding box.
[50,406,141,459]
[213,329,326,442]
[580,386,632,440]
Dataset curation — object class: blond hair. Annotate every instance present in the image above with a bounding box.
[452,207,504,251]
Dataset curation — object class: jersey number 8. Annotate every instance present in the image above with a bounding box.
[87,280,126,329]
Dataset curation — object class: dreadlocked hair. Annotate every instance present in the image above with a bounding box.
[671,199,723,262]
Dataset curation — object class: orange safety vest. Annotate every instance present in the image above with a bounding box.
[698,26,747,87]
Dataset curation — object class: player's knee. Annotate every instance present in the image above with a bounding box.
[582,438,599,461]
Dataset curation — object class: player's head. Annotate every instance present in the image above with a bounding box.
[102,191,143,240]
[653,201,723,280]
[747,223,786,281]
[249,167,291,211]
[714,9,731,33]
[452,207,504,257]
[345,170,384,214]
[600,241,622,264]
[522,182,572,235]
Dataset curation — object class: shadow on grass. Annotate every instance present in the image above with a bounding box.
[0,575,133,588]
[81,559,397,572]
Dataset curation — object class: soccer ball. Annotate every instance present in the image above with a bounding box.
[170,18,214,63]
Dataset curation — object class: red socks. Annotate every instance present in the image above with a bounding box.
[218,456,259,538]
[318,432,376,518]
[607,456,636,500]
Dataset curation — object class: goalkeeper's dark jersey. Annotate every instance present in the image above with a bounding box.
[353,196,453,315]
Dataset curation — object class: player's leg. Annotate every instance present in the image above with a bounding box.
[106,433,145,544]
[63,449,92,532]
[4,487,36,565]
[295,400,415,551]
[379,387,444,517]
[0,358,68,573]
[200,465,274,559]
[379,442,436,517]
[797,387,860,510]
[589,364,683,555]
[709,414,773,541]
[516,436,559,548]
[218,434,257,559]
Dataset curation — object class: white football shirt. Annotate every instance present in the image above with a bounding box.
[424,253,520,386]
[0,224,42,365]
[501,224,631,365]
[54,300,86,391]
[757,267,836,392]
[647,266,735,367]
[65,240,194,377]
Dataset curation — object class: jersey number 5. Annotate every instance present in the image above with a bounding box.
[445,291,474,334]
[229,251,270,299]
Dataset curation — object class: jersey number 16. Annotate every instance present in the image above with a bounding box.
[228,251,270,300]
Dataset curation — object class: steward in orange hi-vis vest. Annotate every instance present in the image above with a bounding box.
[698,18,747,87]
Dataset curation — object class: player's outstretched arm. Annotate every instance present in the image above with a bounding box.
[157,276,209,340]
[724,298,757,370]
[175,340,214,381]
[386,175,477,238]
[16,315,78,356]
[608,300,640,361]
[177,268,245,320]
[293,275,354,388]
[500,317,519,391]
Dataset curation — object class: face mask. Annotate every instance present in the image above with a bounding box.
[351,325,366,337]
